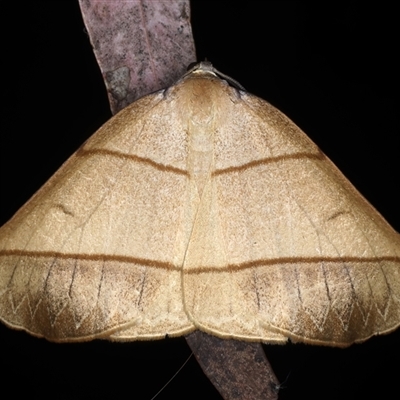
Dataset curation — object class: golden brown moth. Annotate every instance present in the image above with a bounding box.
[0,62,399,347]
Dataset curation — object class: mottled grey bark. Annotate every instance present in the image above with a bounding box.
[186,331,279,400]
[78,0,195,113]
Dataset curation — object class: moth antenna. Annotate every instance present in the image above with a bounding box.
[149,353,193,400]
[271,371,291,394]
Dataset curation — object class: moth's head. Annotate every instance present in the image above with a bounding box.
[181,61,246,91]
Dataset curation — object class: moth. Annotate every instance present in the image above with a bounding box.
[0,62,399,347]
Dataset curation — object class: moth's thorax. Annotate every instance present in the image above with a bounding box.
[179,73,225,192]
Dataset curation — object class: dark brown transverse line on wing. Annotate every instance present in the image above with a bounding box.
[1,250,398,274]
[77,148,189,176]
[77,149,324,177]
[213,151,325,176]
[0,250,177,271]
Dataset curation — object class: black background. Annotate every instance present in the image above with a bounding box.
[1,2,399,399]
